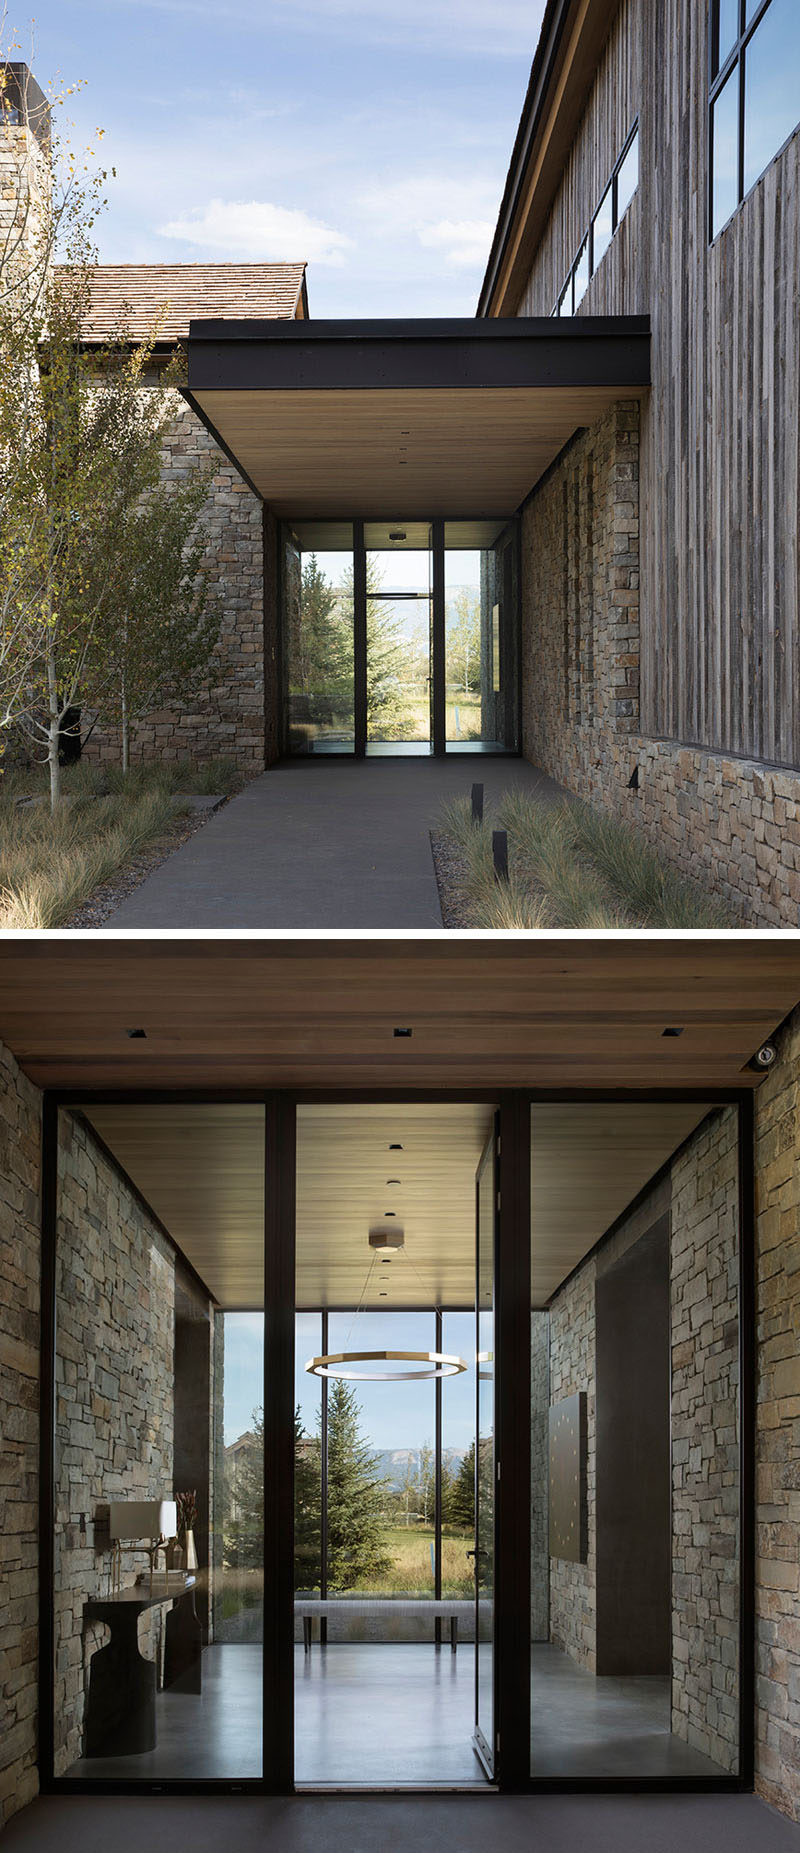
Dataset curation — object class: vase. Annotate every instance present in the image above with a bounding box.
[184,1528,198,1572]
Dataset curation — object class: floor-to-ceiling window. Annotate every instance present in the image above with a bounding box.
[51,1103,265,1784]
[529,1101,743,1779]
[280,521,519,756]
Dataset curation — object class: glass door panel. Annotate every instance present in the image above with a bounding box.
[444,524,519,753]
[364,526,432,753]
[283,523,355,754]
[474,1121,497,1775]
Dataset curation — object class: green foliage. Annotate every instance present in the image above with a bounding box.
[326,1378,391,1590]
[294,1408,321,1593]
[223,1412,263,1572]
[446,587,481,695]
[443,1440,475,1533]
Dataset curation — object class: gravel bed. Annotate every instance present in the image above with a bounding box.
[430,829,478,929]
[65,797,232,929]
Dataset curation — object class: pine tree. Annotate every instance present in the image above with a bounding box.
[294,1407,322,1592]
[326,1378,391,1589]
[443,1440,475,1533]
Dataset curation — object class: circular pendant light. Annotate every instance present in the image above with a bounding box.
[306,1349,467,1382]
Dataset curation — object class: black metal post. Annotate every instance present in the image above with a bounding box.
[471,783,484,824]
[263,1094,296,1792]
[434,1306,443,1642]
[495,1093,531,1791]
[493,831,509,883]
[353,519,367,756]
[320,1309,328,1646]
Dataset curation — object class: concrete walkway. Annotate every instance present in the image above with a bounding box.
[105,757,563,930]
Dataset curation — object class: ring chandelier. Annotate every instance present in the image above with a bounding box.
[304,1224,468,1383]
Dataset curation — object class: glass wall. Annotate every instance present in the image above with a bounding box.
[364,536,432,752]
[283,522,355,753]
[530,1102,741,1779]
[53,1103,264,1781]
[444,524,518,752]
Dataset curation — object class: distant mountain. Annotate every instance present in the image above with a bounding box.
[370,1446,466,1490]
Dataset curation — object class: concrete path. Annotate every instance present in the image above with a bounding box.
[105,757,564,930]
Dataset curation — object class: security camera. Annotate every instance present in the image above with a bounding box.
[748,1043,777,1071]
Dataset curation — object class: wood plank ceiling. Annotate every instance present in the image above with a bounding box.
[1,941,798,1092]
[82,1099,711,1311]
[190,384,634,519]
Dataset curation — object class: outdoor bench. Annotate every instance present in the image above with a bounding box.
[295,1597,471,1653]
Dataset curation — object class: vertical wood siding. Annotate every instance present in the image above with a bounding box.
[516,0,800,770]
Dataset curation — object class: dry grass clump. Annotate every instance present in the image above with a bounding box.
[0,786,182,929]
[437,790,729,931]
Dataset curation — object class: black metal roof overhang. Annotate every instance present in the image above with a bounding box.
[183,315,650,520]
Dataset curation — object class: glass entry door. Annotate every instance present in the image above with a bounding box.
[365,525,433,754]
[473,1118,498,1776]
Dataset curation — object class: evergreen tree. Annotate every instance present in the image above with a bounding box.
[294,1407,322,1592]
[443,1440,475,1533]
[326,1378,391,1589]
[291,553,353,715]
[224,1411,263,1571]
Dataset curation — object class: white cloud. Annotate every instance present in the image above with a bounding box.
[158,197,354,266]
[417,217,495,270]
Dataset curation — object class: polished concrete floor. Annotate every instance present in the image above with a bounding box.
[66,1641,729,1787]
[7,1794,800,1853]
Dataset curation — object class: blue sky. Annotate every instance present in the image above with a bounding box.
[15,0,545,316]
[225,1310,475,1452]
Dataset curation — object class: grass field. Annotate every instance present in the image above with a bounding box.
[359,1524,473,1598]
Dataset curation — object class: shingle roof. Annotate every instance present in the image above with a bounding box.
[54,262,307,342]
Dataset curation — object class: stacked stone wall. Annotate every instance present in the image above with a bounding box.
[0,1042,41,1828]
[548,1259,596,1670]
[670,1107,740,1771]
[83,393,269,776]
[521,401,800,927]
[754,1006,800,1820]
[54,1112,175,1776]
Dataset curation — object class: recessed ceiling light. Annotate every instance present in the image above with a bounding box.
[384,1210,396,1217]
[126,1028,147,1039]
[393,1027,412,1039]
[662,1026,684,1038]
[389,1144,404,1151]
[386,1179,401,1186]
[389,529,407,540]
[380,1256,392,1264]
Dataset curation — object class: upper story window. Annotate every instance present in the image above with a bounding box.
[710,0,800,239]
[553,123,639,317]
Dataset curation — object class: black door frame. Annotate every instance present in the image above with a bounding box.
[280,520,519,759]
[39,1084,754,1798]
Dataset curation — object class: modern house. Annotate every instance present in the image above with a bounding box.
[4,3,799,920]
[2,938,800,1826]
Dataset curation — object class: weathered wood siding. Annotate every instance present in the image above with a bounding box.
[516,0,800,771]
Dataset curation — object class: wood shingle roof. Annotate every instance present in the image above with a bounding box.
[54,261,307,342]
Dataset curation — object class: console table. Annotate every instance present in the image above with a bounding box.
[84,1575,200,1757]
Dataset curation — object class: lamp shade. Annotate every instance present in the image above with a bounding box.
[108,1499,178,1540]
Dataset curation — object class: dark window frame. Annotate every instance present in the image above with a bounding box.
[708,0,798,242]
[39,1083,754,1799]
[551,119,640,318]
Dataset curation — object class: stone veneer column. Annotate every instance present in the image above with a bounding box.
[670,1106,740,1771]
[54,1112,176,1776]
[530,1310,550,1641]
[547,1260,596,1670]
[0,1042,41,1827]
[754,1004,800,1820]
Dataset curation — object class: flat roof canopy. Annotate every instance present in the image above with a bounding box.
[185,316,650,521]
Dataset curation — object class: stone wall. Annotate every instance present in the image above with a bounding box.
[671,1107,740,1771]
[54,1112,176,1776]
[519,394,800,926]
[0,1042,41,1828]
[754,1005,800,1821]
[547,1258,596,1671]
[83,391,269,776]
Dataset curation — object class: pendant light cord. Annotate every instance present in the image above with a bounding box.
[342,1247,380,1352]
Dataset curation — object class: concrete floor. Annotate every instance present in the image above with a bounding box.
[104,755,563,929]
[5,1794,800,1853]
[64,1641,729,1788]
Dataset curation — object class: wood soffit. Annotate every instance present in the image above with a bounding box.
[0,940,797,1092]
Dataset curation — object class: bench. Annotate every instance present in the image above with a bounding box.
[295,1598,470,1653]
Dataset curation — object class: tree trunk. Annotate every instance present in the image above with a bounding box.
[46,640,61,813]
